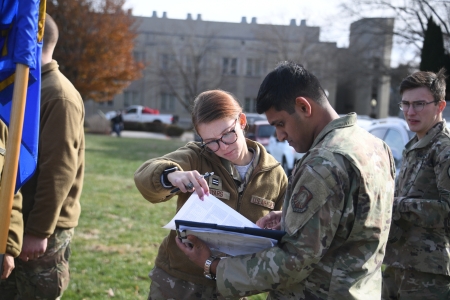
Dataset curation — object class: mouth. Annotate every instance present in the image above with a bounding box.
[224,149,235,156]
[408,119,419,125]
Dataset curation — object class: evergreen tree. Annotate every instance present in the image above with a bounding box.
[420,17,446,73]
[420,17,449,99]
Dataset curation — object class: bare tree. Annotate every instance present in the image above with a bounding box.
[340,0,450,60]
[146,25,225,113]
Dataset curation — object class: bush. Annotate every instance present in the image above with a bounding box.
[143,121,166,133]
[165,125,185,137]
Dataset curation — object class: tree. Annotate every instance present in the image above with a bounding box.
[47,0,143,102]
[340,0,450,63]
[420,17,450,99]
[420,17,447,72]
[155,31,224,113]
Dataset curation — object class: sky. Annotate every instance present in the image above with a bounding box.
[123,0,413,67]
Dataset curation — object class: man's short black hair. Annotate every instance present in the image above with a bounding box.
[256,61,328,114]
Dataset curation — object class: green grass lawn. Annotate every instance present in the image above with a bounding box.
[64,134,266,299]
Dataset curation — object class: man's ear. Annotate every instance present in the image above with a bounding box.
[295,97,312,117]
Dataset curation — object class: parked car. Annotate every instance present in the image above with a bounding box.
[105,105,174,124]
[246,120,275,148]
[244,113,267,125]
[366,117,414,174]
[266,131,304,176]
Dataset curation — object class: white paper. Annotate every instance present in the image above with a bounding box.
[163,192,259,229]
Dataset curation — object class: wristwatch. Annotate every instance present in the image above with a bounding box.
[204,255,220,280]
[161,166,178,187]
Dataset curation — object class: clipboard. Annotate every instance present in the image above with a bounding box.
[175,220,286,256]
[175,220,285,241]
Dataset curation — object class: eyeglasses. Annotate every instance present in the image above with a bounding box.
[398,100,437,112]
[201,117,239,153]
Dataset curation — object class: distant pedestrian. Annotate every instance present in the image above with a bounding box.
[382,68,450,300]
[111,110,123,137]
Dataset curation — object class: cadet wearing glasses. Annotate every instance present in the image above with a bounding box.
[383,68,450,299]
[134,89,287,299]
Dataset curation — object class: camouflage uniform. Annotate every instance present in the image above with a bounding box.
[0,228,73,300]
[215,113,396,299]
[382,121,450,299]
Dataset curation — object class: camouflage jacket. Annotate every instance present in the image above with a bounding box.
[384,121,450,275]
[216,113,396,299]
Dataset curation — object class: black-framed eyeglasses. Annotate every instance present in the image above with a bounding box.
[398,100,437,112]
[201,117,239,153]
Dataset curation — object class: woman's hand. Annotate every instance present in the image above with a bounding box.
[168,170,210,199]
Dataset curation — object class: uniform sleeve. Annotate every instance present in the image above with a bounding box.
[274,173,288,211]
[7,191,23,257]
[25,98,83,238]
[134,144,201,203]
[0,120,24,257]
[393,146,450,228]
[216,156,348,297]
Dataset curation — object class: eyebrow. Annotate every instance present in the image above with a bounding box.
[401,100,427,102]
[202,122,235,142]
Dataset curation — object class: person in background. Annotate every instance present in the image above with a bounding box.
[0,13,85,299]
[177,61,396,299]
[0,120,23,286]
[382,69,450,300]
[134,89,287,299]
[111,110,124,137]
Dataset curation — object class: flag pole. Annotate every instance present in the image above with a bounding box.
[0,63,29,255]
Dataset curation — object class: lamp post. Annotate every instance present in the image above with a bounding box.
[370,99,377,118]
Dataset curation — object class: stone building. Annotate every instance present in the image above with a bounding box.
[88,12,394,128]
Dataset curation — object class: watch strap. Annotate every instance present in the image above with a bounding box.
[204,255,219,280]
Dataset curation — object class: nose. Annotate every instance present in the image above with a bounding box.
[276,129,287,142]
[404,105,416,115]
[218,140,230,150]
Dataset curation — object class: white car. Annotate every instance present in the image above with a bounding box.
[266,133,304,176]
[366,117,414,174]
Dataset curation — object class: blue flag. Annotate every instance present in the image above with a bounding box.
[0,0,43,191]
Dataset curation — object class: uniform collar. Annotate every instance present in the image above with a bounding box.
[310,113,357,149]
[406,120,447,151]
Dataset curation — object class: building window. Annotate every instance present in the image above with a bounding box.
[161,93,176,111]
[133,51,145,62]
[124,91,139,106]
[222,57,237,75]
[246,58,261,76]
[161,54,175,70]
[244,97,256,112]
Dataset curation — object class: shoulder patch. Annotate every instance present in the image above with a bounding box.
[250,195,275,209]
[291,186,313,213]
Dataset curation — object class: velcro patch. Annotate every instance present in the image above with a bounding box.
[210,189,230,200]
[291,186,313,213]
[209,175,222,189]
[250,195,275,209]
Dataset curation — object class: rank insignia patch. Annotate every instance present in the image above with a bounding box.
[209,175,222,189]
[291,186,313,213]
